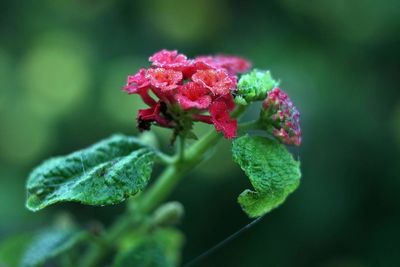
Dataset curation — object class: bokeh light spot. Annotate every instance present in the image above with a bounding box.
[21,32,91,120]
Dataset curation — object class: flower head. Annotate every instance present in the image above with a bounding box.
[192,69,235,96]
[261,88,301,146]
[149,49,188,69]
[209,99,237,139]
[124,49,251,140]
[195,55,251,74]
[175,82,211,110]
[146,68,183,91]
[124,68,149,94]
[124,69,156,106]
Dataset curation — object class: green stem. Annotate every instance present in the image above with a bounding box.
[139,130,221,214]
[139,105,247,213]
[178,136,185,162]
[80,132,221,267]
[154,150,175,165]
[80,105,247,267]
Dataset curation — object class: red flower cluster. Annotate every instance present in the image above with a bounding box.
[124,50,251,139]
[262,88,302,146]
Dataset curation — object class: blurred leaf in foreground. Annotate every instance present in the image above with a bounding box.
[0,234,32,267]
[20,227,87,267]
[115,227,184,267]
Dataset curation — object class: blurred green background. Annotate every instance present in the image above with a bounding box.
[1,0,399,266]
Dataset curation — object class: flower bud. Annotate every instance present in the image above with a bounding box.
[235,69,278,105]
[152,201,184,226]
[260,88,301,146]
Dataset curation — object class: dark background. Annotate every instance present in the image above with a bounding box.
[1,0,399,266]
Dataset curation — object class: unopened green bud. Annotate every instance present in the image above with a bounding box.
[235,69,278,105]
[153,201,184,226]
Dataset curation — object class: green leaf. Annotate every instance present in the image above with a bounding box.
[20,227,87,267]
[232,135,301,218]
[0,234,32,267]
[114,240,171,267]
[152,228,184,267]
[115,228,184,267]
[26,134,156,211]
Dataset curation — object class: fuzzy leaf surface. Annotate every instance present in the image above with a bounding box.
[26,134,155,211]
[232,135,301,218]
